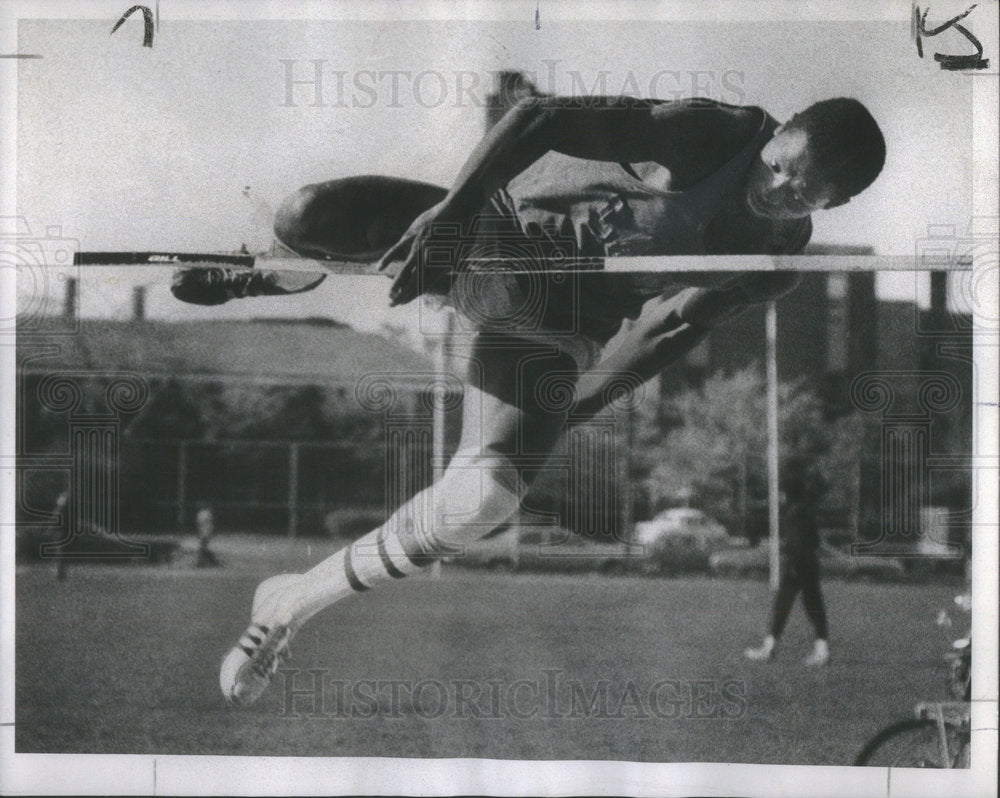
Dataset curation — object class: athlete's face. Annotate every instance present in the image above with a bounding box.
[745,126,837,220]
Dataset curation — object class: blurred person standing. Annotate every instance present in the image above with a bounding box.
[745,465,830,666]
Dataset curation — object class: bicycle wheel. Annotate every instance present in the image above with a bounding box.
[855,718,965,767]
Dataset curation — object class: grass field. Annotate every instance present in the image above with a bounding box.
[15,537,965,764]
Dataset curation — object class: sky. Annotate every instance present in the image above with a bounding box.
[11,7,994,328]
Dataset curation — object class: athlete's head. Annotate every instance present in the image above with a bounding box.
[746,98,886,220]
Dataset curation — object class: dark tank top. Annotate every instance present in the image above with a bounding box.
[501,107,775,260]
[480,107,807,343]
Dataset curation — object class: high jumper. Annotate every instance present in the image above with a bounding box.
[172,93,887,705]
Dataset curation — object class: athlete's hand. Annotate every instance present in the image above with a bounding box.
[378,200,453,306]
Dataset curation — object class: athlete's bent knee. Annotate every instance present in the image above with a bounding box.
[273,184,320,253]
[427,447,524,551]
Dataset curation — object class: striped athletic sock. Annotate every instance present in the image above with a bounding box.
[293,459,521,623]
[345,516,441,590]
[294,499,453,623]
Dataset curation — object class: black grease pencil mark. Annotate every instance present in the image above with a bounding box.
[913,3,990,70]
[111,4,155,48]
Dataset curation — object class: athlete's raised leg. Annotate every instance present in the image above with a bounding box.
[274,175,448,261]
[171,175,447,305]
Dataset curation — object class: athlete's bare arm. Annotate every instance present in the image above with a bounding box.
[380,96,760,303]
[572,272,800,420]
[444,96,759,213]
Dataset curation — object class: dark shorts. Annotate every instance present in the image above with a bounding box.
[431,195,687,367]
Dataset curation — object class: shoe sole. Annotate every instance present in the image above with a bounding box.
[221,623,292,706]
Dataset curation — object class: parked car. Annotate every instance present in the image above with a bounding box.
[634,508,742,576]
[444,525,521,570]
[446,524,643,574]
[634,508,731,551]
[517,527,642,574]
[16,527,179,564]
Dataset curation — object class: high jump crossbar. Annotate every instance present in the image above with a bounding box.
[73,252,974,274]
